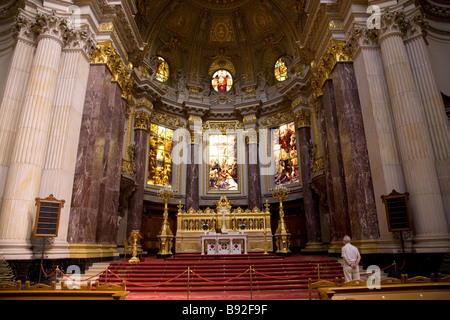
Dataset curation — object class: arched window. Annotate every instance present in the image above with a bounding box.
[147,124,173,187]
[272,122,299,186]
[211,70,233,93]
[274,57,288,82]
[155,56,169,82]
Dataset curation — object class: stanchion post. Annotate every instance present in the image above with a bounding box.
[187,267,190,300]
[317,263,320,280]
[55,266,59,283]
[250,266,253,300]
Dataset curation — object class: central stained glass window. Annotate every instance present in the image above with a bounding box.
[211,70,233,93]
[147,124,173,187]
[208,134,238,191]
[272,122,299,186]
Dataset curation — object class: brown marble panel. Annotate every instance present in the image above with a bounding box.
[322,79,351,241]
[96,82,126,244]
[332,62,379,240]
[68,64,112,244]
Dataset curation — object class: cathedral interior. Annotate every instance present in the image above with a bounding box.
[0,0,449,283]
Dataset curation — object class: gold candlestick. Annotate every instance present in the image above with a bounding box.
[271,186,291,256]
[157,186,175,258]
[128,230,143,263]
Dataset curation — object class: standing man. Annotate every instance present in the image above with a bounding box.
[341,235,361,282]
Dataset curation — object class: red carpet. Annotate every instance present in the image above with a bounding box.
[97,253,343,300]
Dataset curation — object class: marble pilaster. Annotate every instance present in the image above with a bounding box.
[0,12,66,259]
[332,62,380,242]
[321,80,351,246]
[67,64,112,244]
[0,14,36,211]
[378,9,450,251]
[404,13,450,229]
[96,82,126,244]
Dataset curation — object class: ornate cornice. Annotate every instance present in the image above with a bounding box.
[90,40,133,99]
[311,39,352,97]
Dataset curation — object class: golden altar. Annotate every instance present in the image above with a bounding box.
[175,195,274,254]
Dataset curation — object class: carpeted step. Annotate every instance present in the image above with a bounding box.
[98,254,344,297]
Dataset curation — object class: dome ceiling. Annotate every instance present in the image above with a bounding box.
[135,0,306,87]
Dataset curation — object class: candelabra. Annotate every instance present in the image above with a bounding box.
[271,185,291,256]
[128,230,143,263]
[157,186,175,258]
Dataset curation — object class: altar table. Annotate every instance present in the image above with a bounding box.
[200,233,248,255]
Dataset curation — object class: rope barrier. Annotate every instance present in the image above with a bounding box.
[40,264,58,278]
[190,268,250,284]
[107,268,188,288]
[252,267,316,280]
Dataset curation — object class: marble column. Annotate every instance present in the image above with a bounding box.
[0,12,66,259]
[348,25,406,250]
[244,119,261,210]
[332,61,380,244]
[185,116,202,210]
[127,110,151,236]
[295,109,325,252]
[0,13,36,211]
[96,82,126,244]
[378,9,450,251]
[38,28,95,257]
[321,80,351,249]
[67,64,112,245]
[404,12,450,229]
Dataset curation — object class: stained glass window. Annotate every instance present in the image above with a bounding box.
[208,134,238,191]
[147,124,173,187]
[274,58,288,82]
[272,122,299,186]
[155,56,169,82]
[211,70,233,93]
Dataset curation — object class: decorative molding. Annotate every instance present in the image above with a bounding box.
[134,110,151,132]
[260,110,293,127]
[90,40,133,99]
[311,39,352,98]
[295,109,311,128]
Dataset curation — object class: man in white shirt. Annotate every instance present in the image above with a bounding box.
[341,235,361,282]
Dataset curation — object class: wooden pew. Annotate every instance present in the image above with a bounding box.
[437,273,450,283]
[318,282,450,300]
[0,281,129,300]
[308,278,340,300]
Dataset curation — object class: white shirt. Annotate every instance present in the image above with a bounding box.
[341,243,360,264]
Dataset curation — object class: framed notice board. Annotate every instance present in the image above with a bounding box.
[381,190,413,232]
[33,194,65,237]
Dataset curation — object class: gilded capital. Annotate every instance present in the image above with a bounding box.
[311,39,352,98]
[91,40,133,100]
[295,109,311,128]
[134,111,151,132]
